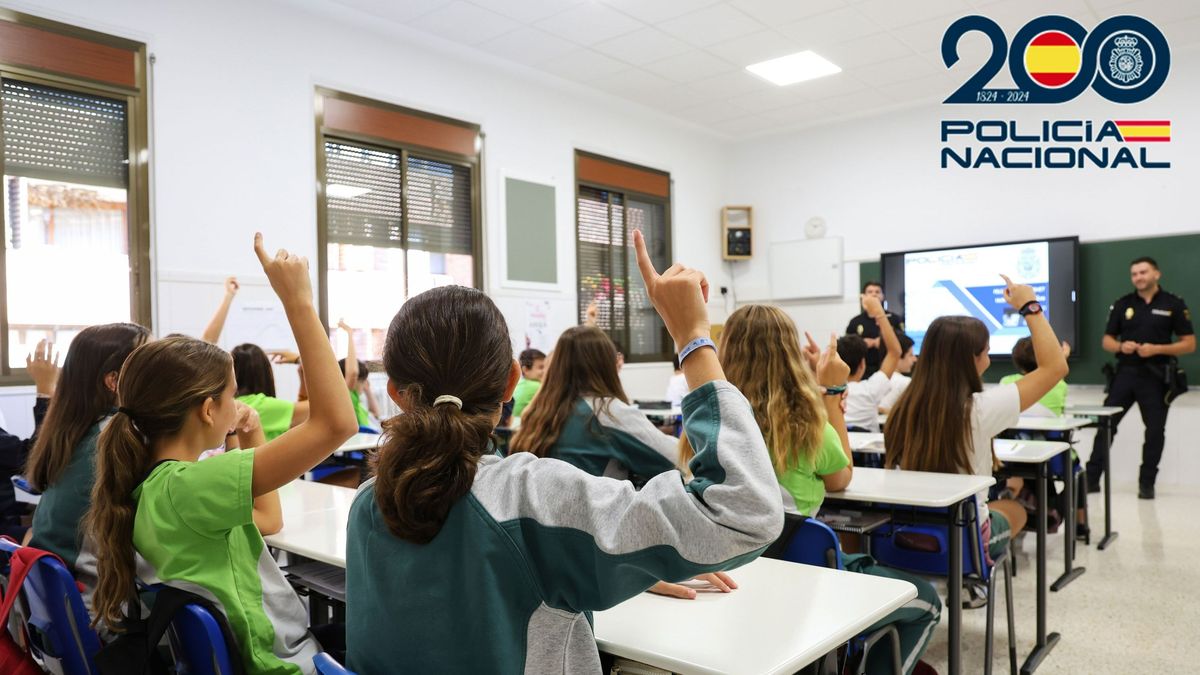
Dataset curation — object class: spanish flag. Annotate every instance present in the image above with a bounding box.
[1115,120,1171,142]
[1025,32,1081,87]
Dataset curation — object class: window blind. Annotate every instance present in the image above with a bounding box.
[405,155,472,255]
[323,140,403,248]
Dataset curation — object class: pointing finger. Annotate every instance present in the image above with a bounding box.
[632,230,659,287]
[253,233,271,266]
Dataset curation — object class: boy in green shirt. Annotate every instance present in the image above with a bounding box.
[511,348,546,417]
[999,337,1071,415]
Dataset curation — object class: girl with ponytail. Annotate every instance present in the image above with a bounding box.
[87,234,358,674]
[345,231,785,674]
[25,322,150,608]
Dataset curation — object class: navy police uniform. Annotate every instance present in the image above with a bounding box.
[1088,288,1193,490]
[846,311,905,378]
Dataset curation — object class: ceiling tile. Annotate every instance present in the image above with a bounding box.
[854,0,971,29]
[819,32,915,69]
[890,14,961,53]
[724,86,813,113]
[590,68,678,96]
[465,0,583,23]
[971,0,1097,30]
[643,50,739,82]
[757,101,831,125]
[592,28,693,65]
[658,4,766,47]
[709,113,777,137]
[674,98,748,124]
[1160,14,1200,48]
[539,48,630,81]
[535,3,643,45]
[326,0,452,23]
[776,6,882,48]
[851,53,945,87]
[688,69,772,98]
[728,0,848,25]
[784,72,869,101]
[1091,0,1200,21]
[409,1,521,45]
[706,30,804,66]
[599,0,724,24]
[635,83,722,111]
[876,71,956,103]
[477,26,581,65]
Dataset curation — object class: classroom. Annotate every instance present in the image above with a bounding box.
[0,0,1196,674]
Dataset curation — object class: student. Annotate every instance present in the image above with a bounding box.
[336,320,380,429]
[0,341,59,539]
[839,294,902,431]
[510,348,545,418]
[999,338,1071,417]
[880,333,917,412]
[203,277,310,440]
[510,325,678,482]
[88,234,358,674]
[845,280,904,378]
[345,230,784,674]
[713,304,941,675]
[885,276,1067,565]
[665,354,688,407]
[24,323,151,602]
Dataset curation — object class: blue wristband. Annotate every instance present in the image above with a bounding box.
[678,337,717,365]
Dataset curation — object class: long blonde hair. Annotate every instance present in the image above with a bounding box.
[681,305,826,473]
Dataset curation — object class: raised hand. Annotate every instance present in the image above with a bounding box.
[224,276,240,296]
[232,400,262,435]
[803,331,821,372]
[1000,274,1037,310]
[254,233,312,309]
[632,229,709,349]
[816,332,851,388]
[26,339,60,396]
[337,319,353,334]
[861,294,884,318]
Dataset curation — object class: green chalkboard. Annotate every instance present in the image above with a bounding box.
[858,234,1200,385]
[505,177,557,285]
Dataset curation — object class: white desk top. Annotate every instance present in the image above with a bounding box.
[846,432,885,453]
[1064,405,1124,417]
[265,480,354,567]
[593,557,916,675]
[337,432,382,453]
[993,439,1071,464]
[827,467,995,508]
[1008,415,1092,432]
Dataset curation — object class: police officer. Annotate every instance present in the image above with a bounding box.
[1088,257,1195,499]
[846,281,905,379]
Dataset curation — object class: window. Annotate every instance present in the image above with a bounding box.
[0,13,149,380]
[575,151,672,363]
[316,90,481,360]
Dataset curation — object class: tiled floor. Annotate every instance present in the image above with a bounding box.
[922,483,1200,674]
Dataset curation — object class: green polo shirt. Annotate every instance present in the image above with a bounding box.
[236,394,295,441]
[776,422,849,516]
[511,379,541,418]
[999,374,1067,416]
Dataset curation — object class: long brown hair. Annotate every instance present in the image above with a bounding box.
[25,323,151,490]
[678,305,825,472]
[372,286,513,544]
[88,337,233,629]
[885,316,992,474]
[232,343,275,397]
[509,326,627,458]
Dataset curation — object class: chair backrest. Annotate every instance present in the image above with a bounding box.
[5,542,101,675]
[167,603,238,675]
[313,652,356,675]
[762,513,843,570]
[869,504,991,580]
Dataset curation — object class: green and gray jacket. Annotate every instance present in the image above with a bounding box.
[345,381,784,674]
[549,396,679,481]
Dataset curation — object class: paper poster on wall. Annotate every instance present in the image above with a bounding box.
[524,300,552,351]
[225,302,294,350]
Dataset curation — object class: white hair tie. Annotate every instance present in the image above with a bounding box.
[433,395,463,409]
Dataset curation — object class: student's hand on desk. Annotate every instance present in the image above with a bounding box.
[1120,340,1140,355]
[632,229,709,348]
[26,339,60,396]
[817,332,850,388]
[254,233,313,308]
[1136,343,1160,358]
[224,276,240,296]
[999,274,1036,309]
[648,572,737,599]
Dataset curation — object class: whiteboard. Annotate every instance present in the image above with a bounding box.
[769,237,844,300]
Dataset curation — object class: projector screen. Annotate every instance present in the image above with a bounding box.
[882,237,1078,357]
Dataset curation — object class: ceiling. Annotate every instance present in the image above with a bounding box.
[312,0,1200,139]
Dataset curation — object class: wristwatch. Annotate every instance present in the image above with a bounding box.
[1019,301,1043,317]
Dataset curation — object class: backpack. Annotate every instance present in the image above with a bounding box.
[0,537,62,675]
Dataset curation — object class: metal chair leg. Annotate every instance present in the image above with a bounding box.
[854,626,902,675]
[1004,555,1017,675]
[985,567,997,675]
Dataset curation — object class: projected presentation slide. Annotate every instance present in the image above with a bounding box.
[904,242,1050,355]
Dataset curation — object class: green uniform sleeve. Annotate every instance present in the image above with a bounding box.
[813,422,850,476]
[165,449,255,536]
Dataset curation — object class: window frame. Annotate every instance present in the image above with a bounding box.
[313,88,483,334]
[574,151,673,364]
[0,9,150,384]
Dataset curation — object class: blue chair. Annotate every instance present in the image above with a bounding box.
[870,503,1017,675]
[166,602,238,675]
[356,426,379,435]
[763,514,902,675]
[0,538,101,675]
[314,652,356,675]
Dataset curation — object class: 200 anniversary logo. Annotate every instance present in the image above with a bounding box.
[940,15,1171,169]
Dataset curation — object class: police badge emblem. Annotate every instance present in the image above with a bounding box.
[1108,34,1144,85]
[856,324,864,335]
[1125,307,1135,320]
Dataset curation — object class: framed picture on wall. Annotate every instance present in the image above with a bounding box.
[499,171,561,291]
